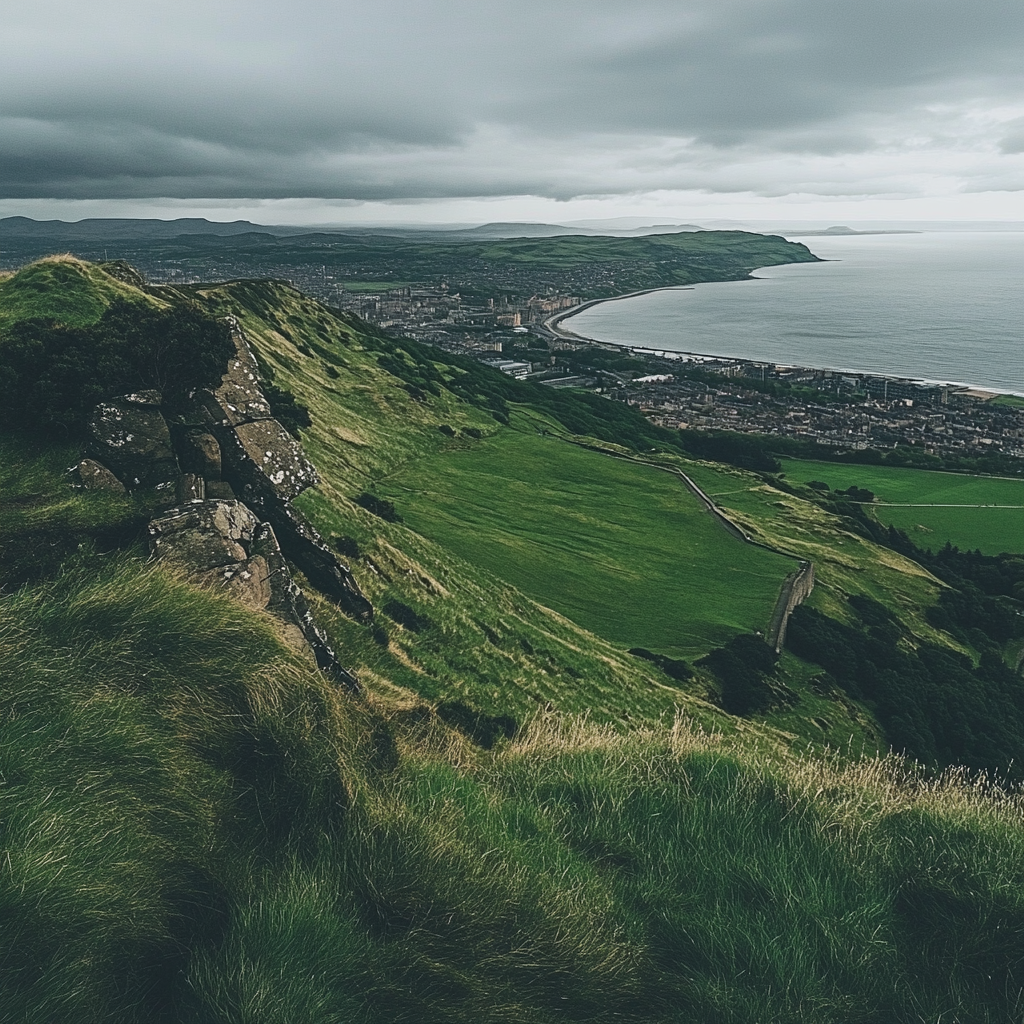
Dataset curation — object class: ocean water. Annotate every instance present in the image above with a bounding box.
[565,232,1024,395]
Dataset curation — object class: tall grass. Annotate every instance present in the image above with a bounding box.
[5,558,1024,1021]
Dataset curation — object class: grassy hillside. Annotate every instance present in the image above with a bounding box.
[380,419,796,660]
[0,254,161,329]
[6,261,1024,1021]
[186,277,1011,756]
[6,559,1024,1022]
[781,456,1024,555]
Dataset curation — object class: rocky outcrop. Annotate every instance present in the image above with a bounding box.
[198,319,273,428]
[71,458,126,493]
[201,319,372,623]
[252,523,360,691]
[221,417,320,500]
[149,500,259,569]
[147,500,360,692]
[76,313,369,691]
[88,391,178,489]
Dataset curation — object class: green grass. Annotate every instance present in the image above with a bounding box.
[0,255,161,329]
[991,394,1024,408]
[8,266,1024,1020]
[7,565,1024,1024]
[379,420,797,661]
[781,457,1024,555]
[670,457,959,651]
[339,280,417,292]
[0,433,163,589]
[0,557,367,1023]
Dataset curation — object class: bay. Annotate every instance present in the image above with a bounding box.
[565,231,1024,395]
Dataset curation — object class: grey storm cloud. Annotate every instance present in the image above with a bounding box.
[2,0,1024,200]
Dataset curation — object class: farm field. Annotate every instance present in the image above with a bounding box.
[380,423,797,660]
[780,458,1024,555]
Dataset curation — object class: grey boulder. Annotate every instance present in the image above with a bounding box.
[88,393,177,488]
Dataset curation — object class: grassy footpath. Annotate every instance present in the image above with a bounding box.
[781,456,1024,555]
[379,418,797,660]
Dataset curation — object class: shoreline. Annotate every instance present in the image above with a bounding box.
[541,280,1024,401]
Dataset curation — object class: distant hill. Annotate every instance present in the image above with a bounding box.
[0,215,707,243]
[0,215,303,239]
[445,222,705,238]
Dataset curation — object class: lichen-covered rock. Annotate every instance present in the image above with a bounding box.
[71,458,126,493]
[148,499,259,569]
[252,523,360,691]
[88,394,177,488]
[198,321,273,427]
[224,418,320,501]
[195,555,271,611]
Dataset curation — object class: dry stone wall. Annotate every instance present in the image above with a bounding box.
[765,561,815,652]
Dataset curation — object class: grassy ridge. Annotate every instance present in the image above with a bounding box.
[5,563,1024,1022]
[187,279,711,726]
[380,419,796,660]
[0,254,161,329]
[7,264,1024,1019]
[781,456,1024,555]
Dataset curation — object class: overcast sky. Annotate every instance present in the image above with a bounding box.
[3,0,1024,224]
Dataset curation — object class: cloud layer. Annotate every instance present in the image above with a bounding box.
[3,0,1024,202]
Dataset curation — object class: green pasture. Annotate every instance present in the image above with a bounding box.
[781,458,1024,555]
[990,394,1024,409]
[678,459,955,650]
[380,424,796,660]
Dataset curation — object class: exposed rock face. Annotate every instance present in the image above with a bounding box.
[71,458,126,493]
[198,318,273,427]
[250,496,374,623]
[224,418,320,500]
[195,555,272,612]
[82,312,369,690]
[252,523,360,691]
[197,318,371,623]
[88,392,178,489]
[149,500,259,570]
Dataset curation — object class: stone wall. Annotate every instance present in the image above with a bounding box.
[765,561,815,652]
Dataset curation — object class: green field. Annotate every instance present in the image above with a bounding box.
[380,423,797,660]
[781,458,1024,555]
[991,394,1024,409]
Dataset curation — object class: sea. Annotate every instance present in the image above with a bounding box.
[564,231,1024,395]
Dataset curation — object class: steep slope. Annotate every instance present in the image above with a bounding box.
[7,261,1024,1022]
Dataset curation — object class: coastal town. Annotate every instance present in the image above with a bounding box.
[617,360,1024,462]
[318,278,1024,465]
[2,228,1020,466]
